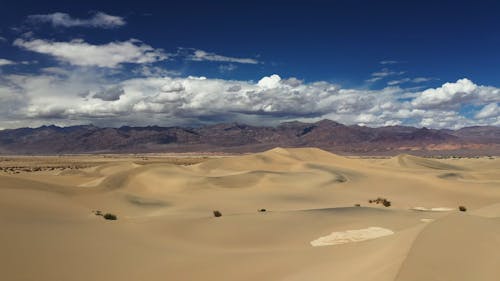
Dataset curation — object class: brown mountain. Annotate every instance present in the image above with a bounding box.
[0,120,499,155]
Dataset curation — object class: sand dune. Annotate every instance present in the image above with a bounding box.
[1,148,500,280]
[385,153,466,170]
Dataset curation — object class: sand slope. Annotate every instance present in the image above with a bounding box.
[1,148,500,280]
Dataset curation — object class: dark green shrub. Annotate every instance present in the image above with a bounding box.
[103,213,117,220]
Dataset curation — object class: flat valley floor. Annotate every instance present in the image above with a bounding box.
[1,148,500,281]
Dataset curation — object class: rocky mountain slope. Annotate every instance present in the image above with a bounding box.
[0,120,498,155]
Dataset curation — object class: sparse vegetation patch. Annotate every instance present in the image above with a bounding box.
[103,213,118,220]
[93,210,117,220]
[368,197,391,207]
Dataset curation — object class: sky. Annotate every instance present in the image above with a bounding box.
[0,0,499,129]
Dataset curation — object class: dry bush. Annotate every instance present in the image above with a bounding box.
[458,206,467,212]
[369,197,391,207]
[103,213,118,220]
[213,210,222,217]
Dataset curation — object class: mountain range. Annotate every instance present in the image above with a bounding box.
[1,120,499,155]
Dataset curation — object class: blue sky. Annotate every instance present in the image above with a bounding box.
[0,0,499,129]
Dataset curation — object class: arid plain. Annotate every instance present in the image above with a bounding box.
[1,148,500,281]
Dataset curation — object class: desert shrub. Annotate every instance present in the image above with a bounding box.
[94,210,103,216]
[258,209,267,212]
[458,206,467,212]
[354,204,361,207]
[103,213,118,220]
[368,197,391,207]
[213,210,222,217]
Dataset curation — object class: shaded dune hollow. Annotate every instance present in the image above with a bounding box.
[1,147,500,281]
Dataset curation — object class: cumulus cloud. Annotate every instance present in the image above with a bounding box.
[27,12,125,28]
[282,77,303,88]
[93,86,124,101]
[411,78,477,109]
[0,69,499,129]
[13,38,167,67]
[160,82,184,92]
[189,49,259,64]
[257,74,281,89]
[0,59,15,66]
[227,85,242,92]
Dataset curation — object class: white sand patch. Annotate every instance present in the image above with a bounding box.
[310,227,394,247]
[420,218,434,223]
[412,207,454,212]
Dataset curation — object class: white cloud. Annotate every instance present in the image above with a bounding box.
[27,12,125,28]
[475,103,499,119]
[0,36,7,42]
[411,78,477,109]
[258,74,281,89]
[366,68,405,83]
[160,82,184,92]
[387,77,434,86]
[412,77,434,83]
[0,59,16,66]
[387,78,411,86]
[219,64,237,73]
[0,68,499,129]
[380,60,400,65]
[366,77,383,83]
[189,49,259,64]
[372,68,406,78]
[14,38,167,68]
[132,65,180,77]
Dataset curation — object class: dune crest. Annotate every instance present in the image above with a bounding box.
[386,153,466,170]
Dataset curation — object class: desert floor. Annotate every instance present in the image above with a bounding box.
[1,148,500,281]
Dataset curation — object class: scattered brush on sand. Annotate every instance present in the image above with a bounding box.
[368,197,392,207]
[2,148,500,281]
[93,210,118,220]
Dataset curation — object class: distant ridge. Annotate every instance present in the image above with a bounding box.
[0,120,499,155]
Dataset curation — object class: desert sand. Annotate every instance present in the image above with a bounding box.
[1,148,500,281]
